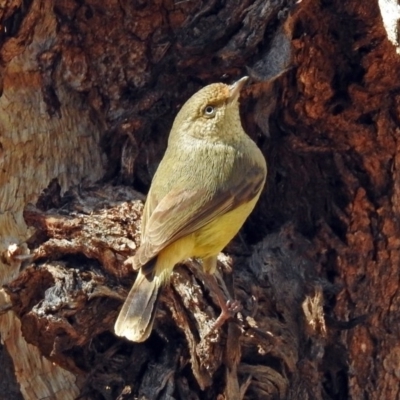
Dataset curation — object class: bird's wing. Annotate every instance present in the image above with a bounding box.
[133,165,265,270]
[140,184,158,240]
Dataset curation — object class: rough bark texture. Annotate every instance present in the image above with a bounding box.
[1,0,400,399]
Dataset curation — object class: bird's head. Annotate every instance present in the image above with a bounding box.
[169,77,248,143]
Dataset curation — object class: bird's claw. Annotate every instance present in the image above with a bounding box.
[123,256,140,270]
[203,299,242,340]
[226,299,242,315]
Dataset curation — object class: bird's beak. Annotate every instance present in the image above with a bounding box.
[228,76,248,103]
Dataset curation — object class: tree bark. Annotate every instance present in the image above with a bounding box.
[0,1,105,398]
[1,0,400,399]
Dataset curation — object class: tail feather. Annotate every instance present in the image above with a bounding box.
[114,269,161,342]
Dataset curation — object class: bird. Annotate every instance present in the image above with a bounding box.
[114,76,267,342]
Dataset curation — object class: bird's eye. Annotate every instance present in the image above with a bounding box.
[204,105,216,117]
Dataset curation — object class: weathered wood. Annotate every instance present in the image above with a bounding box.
[0,0,105,398]
[6,184,331,399]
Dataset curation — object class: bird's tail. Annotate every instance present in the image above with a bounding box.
[114,265,161,342]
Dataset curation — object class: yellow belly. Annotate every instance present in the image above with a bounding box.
[154,195,260,282]
[192,196,259,258]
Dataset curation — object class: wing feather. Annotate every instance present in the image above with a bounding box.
[134,165,265,270]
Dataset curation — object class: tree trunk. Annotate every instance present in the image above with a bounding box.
[1,0,399,399]
[0,1,105,398]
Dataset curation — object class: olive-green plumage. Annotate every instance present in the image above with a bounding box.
[114,77,267,342]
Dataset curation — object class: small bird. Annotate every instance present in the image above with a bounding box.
[114,77,267,342]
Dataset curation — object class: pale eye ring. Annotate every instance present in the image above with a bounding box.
[204,105,216,116]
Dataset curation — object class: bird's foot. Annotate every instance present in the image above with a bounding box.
[204,299,242,338]
[226,299,242,314]
[123,256,140,270]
